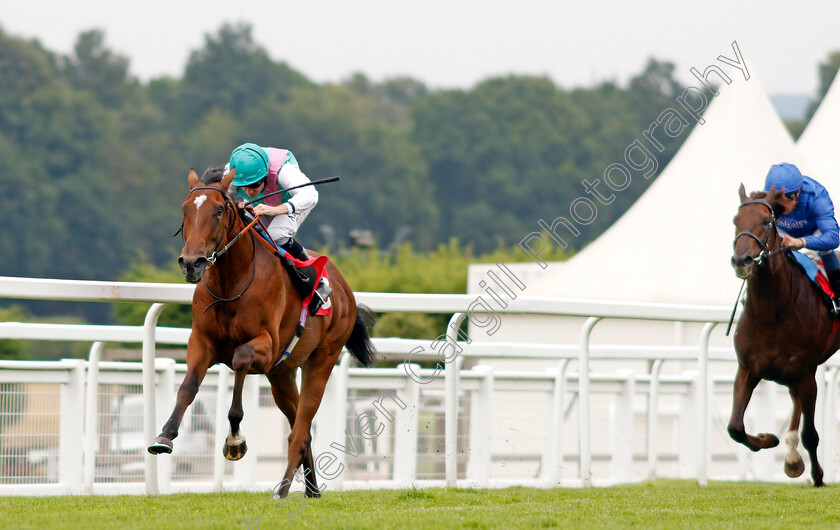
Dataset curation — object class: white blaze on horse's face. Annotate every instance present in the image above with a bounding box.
[193,194,208,224]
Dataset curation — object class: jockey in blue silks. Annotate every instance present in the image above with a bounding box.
[764,162,840,312]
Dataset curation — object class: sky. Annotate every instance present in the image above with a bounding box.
[1,0,838,96]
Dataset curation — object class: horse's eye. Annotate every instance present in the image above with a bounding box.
[216,206,224,217]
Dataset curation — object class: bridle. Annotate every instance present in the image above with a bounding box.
[733,199,786,265]
[727,198,796,334]
[184,185,258,312]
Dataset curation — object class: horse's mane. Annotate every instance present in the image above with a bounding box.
[201,165,226,184]
[746,189,786,217]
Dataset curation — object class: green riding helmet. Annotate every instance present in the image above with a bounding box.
[230,143,270,187]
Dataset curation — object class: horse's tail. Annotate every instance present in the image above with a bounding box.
[345,304,376,367]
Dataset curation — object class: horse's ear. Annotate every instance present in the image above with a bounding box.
[766,184,781,204]
[220,167,236,190]
[188,168,200,189]
[738,183,748,202]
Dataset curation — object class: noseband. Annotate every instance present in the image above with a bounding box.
[733,199,780,265]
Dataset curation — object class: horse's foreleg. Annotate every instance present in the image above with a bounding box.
[222,333,272,461]
[274,361,332,499]
[784,395,805,478]
[795,375,824,486]
[148,345,213,455]
[727,366,779,451]
[223,334,269,461]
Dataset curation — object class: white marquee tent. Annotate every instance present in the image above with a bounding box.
[797,71,840,192]
[469,68,804,308]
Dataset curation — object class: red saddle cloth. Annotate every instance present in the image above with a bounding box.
[815,261,835,299]
[283,253,332,316]
[816,271,835,298]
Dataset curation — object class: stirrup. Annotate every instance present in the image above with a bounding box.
[832,298,840,316]
[309,279,332,315]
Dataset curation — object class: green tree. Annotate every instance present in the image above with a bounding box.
[63,29,137,109]
[179,22,311,127]
[805,51,840,122]
[244,84,437,249]
[411,76,594,250]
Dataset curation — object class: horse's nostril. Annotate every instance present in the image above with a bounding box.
[744,256,754,266]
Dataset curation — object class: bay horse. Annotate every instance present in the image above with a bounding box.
[147,166,375,498]
[730,183,840,486]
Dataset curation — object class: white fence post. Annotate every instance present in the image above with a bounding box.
[678,370,698,479]
[82,342,104,495]
[332,353,351,492]
[550,360,570,485]
[59,359,85,494]
[697,322,716,486]
[466,365,493,487]
[445,312,467,488]
[579,316,601,487]
[610,369,635,483]
[647,359,663,479]
[394,363,420,487]
[142,302,167,496]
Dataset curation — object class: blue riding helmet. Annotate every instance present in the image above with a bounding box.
[764,163,804,194]
[230,143,270,187]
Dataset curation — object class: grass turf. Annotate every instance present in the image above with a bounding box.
[1,480,840,529]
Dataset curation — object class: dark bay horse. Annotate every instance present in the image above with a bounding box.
[730,183,840,486]
[147,167,375,498]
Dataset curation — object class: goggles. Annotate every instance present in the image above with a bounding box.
[243,178,266,190]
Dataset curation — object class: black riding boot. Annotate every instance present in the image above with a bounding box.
[275,237,332,315]
[827,268,840,316]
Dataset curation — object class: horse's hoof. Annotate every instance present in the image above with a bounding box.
[759,433,780,448]
[223,439,248,461]
[148,436,173,455]
[784,457,805,478]
[305,488,321,498]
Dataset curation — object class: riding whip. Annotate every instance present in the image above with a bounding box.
[243,176,340,207]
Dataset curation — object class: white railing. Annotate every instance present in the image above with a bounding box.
[1,275,837,496]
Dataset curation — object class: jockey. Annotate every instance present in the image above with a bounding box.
[764,162,840,312]
[225,143,331,314]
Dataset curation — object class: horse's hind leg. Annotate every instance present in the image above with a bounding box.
[783,396,805,478]
[274,356,336,499]
[267,370,320,498]
[727,366,780,451]
[794,375,824,486]
[148,343,213,454]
